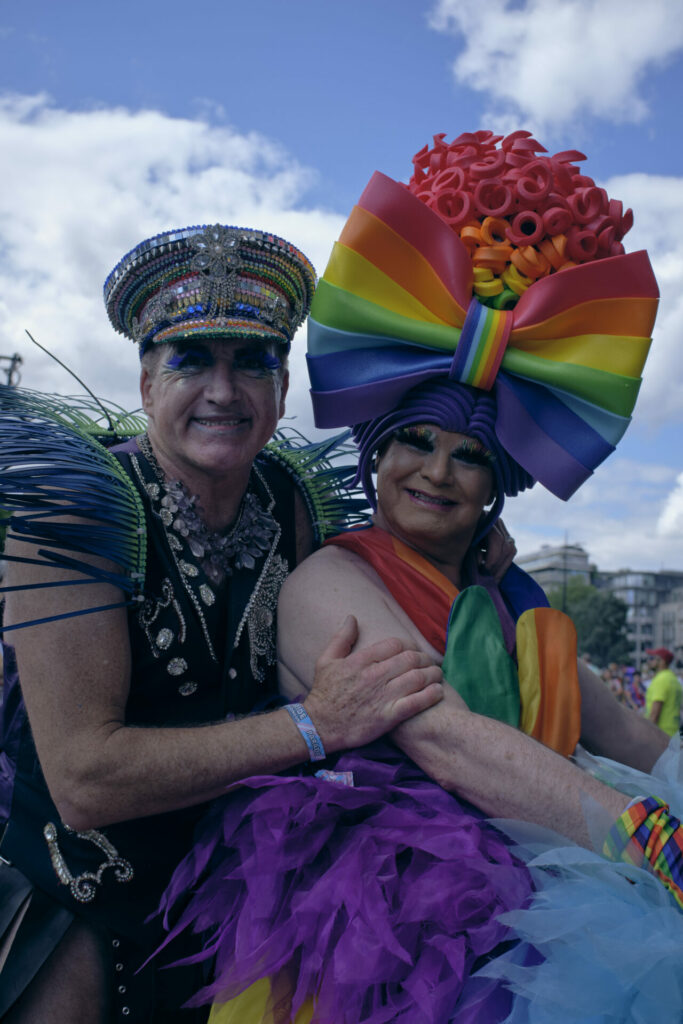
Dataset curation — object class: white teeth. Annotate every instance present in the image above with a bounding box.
[409,490,453,506]
[196,419,243,426]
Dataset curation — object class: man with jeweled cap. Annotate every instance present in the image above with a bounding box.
[0,222,443,1022]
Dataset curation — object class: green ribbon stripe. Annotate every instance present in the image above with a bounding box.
[311,279,464,353]
[501,348,641,418]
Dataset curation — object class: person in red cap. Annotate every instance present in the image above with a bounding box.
[645,647,682,736]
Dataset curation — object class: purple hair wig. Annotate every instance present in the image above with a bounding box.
[352,379,535,542]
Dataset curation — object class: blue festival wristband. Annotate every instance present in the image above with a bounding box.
[285,703,326,762]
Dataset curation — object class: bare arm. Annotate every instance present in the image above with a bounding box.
[575,659,667,768]
[278,547,641,847]
[4,532,442,831]
[648,701,663,725]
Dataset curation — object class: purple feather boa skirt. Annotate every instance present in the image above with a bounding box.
[158,742,534,1022]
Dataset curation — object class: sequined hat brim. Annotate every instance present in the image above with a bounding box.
[148,317,291,350]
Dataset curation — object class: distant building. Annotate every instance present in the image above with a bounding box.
[516,543,592,594]
[598,570,683,667]
[654,587,683,668]
[516,545,683,668]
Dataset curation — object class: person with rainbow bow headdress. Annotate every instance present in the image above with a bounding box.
[159,133,683,1024]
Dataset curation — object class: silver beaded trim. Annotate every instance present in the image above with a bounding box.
[43,822,133,903]
[137,577,187,658]
[130,451,217,663]
[247,554,289,684]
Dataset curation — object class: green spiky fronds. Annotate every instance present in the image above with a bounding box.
[0,386,146,628]
[264,428,369,544]
[1,386,148,442]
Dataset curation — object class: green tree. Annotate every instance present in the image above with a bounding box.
[0,509,9,552]
[547,577,630,666]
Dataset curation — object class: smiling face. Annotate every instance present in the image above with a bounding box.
[373,424,495,574]
[140,338,288,489]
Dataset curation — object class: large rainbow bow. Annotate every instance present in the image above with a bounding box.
[307,172,658,499]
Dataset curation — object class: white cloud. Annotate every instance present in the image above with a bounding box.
[600,173,683,431]
[0,93,342,417]
[429,0,683,131]
[507,457,683,571]
[657,472,683,537]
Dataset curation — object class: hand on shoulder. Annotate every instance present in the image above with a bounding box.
[304,614,443,753]
[278,545,443,751]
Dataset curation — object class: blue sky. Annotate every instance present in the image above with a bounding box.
[1,0,682,569]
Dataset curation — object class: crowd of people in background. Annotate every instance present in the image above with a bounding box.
[584,648,683,735]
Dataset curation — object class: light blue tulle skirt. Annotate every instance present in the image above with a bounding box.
[482,736,683,1023]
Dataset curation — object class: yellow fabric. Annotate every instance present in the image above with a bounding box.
[209,977,315,1024]
[516,610,542,736]
[509,331,650,376]
[324,243,447,326]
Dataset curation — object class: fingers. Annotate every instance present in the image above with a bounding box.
[372,657,444,726]
[378,662,444,730]
[316,615,359,668]
[384,663,444,703]
[493,519,516,554]
[495,519,511,541]
[309,624,446,753]
[481,518,517,580]
[348,635,416,669]
[390,680,444,724]
[361,647,436,687]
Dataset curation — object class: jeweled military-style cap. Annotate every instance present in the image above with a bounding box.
[104,223,317,354]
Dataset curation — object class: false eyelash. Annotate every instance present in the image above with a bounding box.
[393,426,435,451]
[452,439,496,466]
[232,350,282,375]
[257,352,282,371]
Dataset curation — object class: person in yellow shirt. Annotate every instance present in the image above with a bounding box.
[645,647,682,736]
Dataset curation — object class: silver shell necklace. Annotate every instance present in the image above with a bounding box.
[137,433,277,584]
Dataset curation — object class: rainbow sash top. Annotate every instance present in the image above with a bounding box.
[307,172,659,500]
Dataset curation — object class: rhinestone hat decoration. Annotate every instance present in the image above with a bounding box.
[104,224,316,353]
[407,130,634,310]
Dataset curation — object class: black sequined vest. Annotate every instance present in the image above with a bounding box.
[0,443,299,940]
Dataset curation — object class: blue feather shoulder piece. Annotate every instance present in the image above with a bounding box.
[0,385,148,630]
